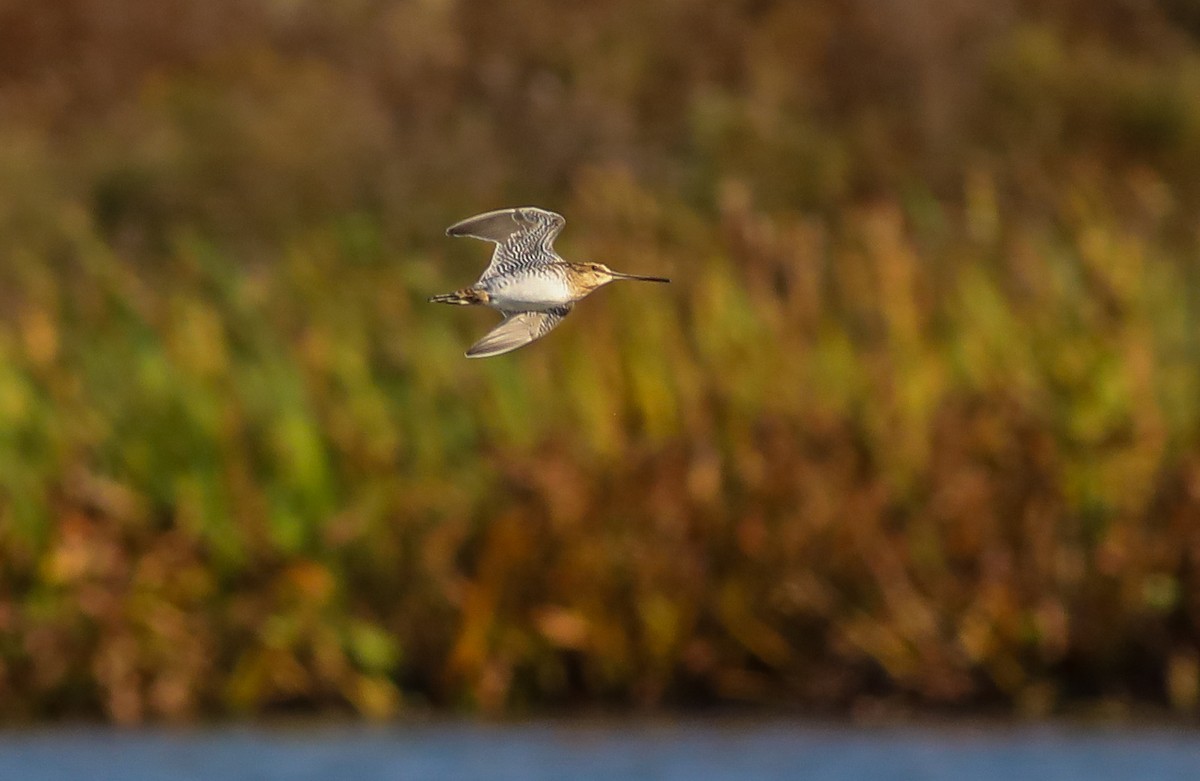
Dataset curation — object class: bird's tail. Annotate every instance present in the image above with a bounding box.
[428,287,490,305]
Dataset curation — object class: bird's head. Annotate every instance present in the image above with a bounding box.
[576,262,618,291]
[573,262,670,291]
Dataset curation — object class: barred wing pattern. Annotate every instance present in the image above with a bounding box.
[445,207,566,281]
[466,305,572,358]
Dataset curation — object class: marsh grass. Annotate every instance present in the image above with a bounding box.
[1,0,1199,722]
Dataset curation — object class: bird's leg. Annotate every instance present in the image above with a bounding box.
[428,287,490,306]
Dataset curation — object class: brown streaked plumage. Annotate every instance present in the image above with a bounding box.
[429,207,669,358]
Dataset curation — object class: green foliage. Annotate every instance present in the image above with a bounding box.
[1,0,1200,722]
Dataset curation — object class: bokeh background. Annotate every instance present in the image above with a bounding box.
[2,0,1200,724]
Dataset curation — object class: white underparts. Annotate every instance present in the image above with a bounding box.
[483,271,575,312]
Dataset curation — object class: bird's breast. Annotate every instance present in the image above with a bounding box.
[485,270,575,311]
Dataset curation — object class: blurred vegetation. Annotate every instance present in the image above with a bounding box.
[1,0,1200,723]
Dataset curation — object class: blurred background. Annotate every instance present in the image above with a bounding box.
[1,0,1200,726]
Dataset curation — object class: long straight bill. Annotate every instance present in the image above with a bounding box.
[611,272,670,283]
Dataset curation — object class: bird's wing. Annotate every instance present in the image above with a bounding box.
[465,305,572,358]
[445,207,566,280]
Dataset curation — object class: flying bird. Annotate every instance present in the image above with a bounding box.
[430,207,670,357]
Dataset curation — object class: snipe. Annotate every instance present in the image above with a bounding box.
[430,207,669,357]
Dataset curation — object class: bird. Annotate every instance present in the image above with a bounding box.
[429,206,670,358]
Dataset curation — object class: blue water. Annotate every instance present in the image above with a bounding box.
[1,721,1198,781]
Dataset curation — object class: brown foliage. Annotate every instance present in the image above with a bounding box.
[0,0,1199,722]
